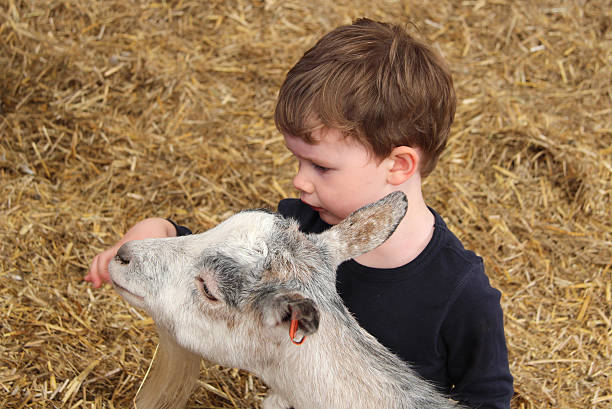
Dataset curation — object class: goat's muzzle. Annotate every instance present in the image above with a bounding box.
[115,243,132,265]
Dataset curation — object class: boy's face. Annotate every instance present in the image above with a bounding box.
[284,127,393,225]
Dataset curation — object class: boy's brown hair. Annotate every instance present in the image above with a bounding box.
[274,18,456,177]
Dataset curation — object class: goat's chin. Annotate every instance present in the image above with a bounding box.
[111,280,146,308]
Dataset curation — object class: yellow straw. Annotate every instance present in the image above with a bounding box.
[133,343,159,409]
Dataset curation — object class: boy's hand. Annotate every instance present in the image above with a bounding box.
[85,218,177,288]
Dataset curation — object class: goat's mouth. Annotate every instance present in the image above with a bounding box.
[111,280,145,301]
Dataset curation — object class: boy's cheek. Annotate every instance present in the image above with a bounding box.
[317,205,354,225]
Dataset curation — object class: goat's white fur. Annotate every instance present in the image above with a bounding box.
[110,192,461,408]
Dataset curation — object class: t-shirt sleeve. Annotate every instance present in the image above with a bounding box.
[442,265,514,408]
[166,218,192,236]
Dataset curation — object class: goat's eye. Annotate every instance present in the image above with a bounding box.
[196,276,218,302]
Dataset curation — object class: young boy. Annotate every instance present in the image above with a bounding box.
[86,18,513,408]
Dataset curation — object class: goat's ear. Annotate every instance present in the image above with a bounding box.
[319,191,408,266]
[261,292,320,338]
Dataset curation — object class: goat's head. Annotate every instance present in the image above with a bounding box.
[109,191,407,366]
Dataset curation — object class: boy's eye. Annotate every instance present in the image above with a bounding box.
[312,163,330,172]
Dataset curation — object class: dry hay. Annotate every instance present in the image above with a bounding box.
[0,0,610,408]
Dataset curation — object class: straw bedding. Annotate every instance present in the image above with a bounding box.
[1,0,610,408]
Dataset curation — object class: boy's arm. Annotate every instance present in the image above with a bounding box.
[442,267,514,409]
[85,218,182,288]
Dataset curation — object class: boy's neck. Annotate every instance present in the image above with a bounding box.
[353,188,434,269]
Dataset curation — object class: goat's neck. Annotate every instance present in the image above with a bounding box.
[262,307,420,409]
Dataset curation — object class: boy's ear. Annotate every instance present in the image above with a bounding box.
[261,292,320,339]
[386,146,420,185]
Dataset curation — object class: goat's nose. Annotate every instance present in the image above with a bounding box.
[115,244,132,265]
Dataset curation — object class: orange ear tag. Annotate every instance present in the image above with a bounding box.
[289,319,306,345]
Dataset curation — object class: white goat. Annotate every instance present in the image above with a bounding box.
[109,192,462,409]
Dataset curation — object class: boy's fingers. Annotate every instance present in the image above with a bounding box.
[99,258,111,282]
[97,252,114,283]
[95,255,107,285]
[86,253,109,287]
[94,256,105,287]
[85,255,99,283]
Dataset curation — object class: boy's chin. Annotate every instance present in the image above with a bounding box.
[318,210,342,225]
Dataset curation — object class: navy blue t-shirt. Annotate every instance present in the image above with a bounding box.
[277,198,514,409]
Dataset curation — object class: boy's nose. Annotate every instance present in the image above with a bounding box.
[293,169,314,194]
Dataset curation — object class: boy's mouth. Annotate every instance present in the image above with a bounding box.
[301,200,324,213]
